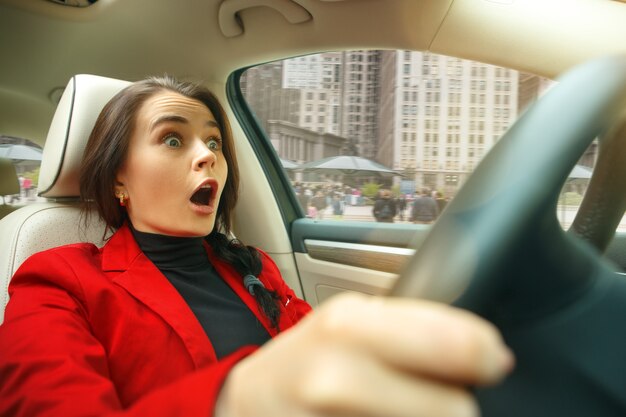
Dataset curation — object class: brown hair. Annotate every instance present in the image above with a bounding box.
[80,76,239,238]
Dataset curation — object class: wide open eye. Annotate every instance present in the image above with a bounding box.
[207,137,222,151]
[163,133,182,148]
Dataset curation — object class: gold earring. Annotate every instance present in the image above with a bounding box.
[116,192,127,207]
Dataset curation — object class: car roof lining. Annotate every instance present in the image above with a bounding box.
[0,0,625,145]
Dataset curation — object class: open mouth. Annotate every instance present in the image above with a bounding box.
[190,186,212,206]
[190,181,217,207]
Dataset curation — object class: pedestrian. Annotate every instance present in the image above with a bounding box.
[373,189,397,223]
[435,191,448,217]
[310,189,327,219]
[22,177,32,199]
[295,186,310,214]
[332,194,344,219]
[411,188,438,224]
[396,194,407,221]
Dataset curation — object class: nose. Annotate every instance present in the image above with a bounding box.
[192,139,216,171]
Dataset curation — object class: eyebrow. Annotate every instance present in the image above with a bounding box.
[149,115,219,132]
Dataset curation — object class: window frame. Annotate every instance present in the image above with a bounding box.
[226,69,304,231]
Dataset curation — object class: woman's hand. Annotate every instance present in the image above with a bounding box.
[216,293,514,417]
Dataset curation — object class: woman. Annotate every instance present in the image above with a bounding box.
[0,77,513,417]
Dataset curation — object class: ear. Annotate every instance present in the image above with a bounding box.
[113,177,126,196]
[114,164,127,192]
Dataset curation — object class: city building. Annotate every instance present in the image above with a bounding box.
[241,51,380,164]
[241,50,593,197]
[378,51,519,196]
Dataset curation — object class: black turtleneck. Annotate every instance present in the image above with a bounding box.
[130,226,271,359]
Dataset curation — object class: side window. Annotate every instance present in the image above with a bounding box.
[239,51,592,229]
[0,136,42,209]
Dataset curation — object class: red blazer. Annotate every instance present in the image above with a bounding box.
[0,224,312,417]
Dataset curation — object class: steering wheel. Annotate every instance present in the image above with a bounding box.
[391,56,626,416]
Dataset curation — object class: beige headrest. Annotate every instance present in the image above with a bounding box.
[0,158,19,197]
[38,74,131,198]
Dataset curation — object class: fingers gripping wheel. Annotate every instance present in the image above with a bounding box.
[391,56,626,416]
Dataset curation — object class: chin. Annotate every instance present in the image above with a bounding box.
[158,221,216,238]
[192,220,218,237]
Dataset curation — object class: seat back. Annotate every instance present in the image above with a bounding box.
[0,157,20,218]
[0,74,130,323]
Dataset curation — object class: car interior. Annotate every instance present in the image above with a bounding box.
[1,0,626,415]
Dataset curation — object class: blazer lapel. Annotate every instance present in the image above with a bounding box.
[102,224,217,367]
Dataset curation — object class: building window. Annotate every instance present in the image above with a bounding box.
[445,175,459,185]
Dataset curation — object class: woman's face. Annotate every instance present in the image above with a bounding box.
[115,90,228,237]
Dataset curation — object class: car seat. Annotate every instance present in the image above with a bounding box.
[0,74,130,323]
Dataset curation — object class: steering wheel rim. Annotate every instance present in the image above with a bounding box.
[392,55,626,312]
[570,116,626,251]
[391,55,626,416]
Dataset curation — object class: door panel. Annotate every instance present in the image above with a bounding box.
[290,221,626,307]
[304,239,414,274]
[290,219,429,306]
[294,252,397,307]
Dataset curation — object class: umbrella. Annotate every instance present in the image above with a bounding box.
[299,155,399,178]
[280,158,299,170]
[0,144,43,161]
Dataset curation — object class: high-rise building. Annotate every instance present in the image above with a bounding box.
[242,55,347,163]
[338,51,381,159]
[378,51,519,195]
[240,51,381,163]
[242,50,539,196]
